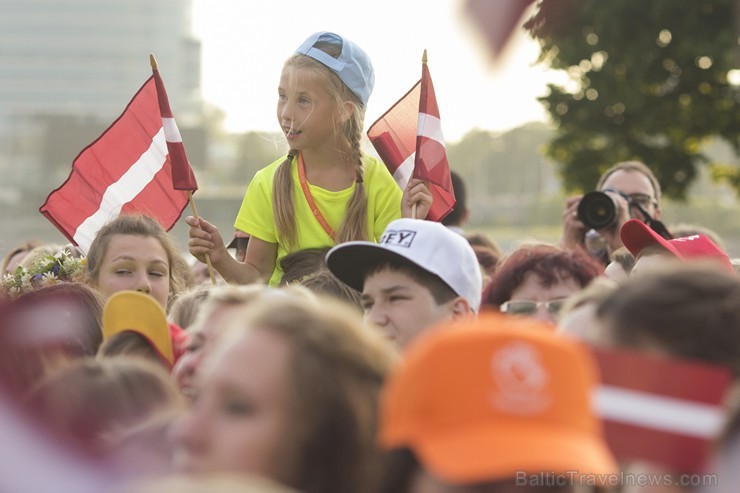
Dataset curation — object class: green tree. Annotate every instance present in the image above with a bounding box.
[524,0,740,199]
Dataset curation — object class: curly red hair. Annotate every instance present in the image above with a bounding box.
[481,244,604,310]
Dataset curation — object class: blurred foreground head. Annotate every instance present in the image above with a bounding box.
[172,290,398,493]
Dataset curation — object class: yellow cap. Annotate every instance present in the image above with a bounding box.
[102,291,172,365]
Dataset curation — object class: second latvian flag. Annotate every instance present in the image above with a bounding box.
[40,56,197,254]
[367,52,455,222]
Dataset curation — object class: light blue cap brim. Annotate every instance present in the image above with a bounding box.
[295,31,375,106]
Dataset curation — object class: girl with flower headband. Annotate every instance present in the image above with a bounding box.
[187,31,432,286]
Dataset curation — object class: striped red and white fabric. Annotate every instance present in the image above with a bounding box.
[592,347,733,473]
[153,67,197,191]
[414,63,455,219]
[40,70,195,253]
[367,59,455,222]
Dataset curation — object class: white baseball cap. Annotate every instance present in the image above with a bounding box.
[326,219,483,312]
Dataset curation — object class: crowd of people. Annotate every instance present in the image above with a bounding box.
[1,31,738,493]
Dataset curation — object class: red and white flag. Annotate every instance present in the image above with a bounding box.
[592,347,733,473]
[368,55,455,222]
[39,62,196,253]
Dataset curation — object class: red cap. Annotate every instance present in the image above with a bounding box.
[169,322,189,365]
[620,219,733,273]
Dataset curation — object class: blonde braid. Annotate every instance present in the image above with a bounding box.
[273,151,298,250]
[335,113,369,244]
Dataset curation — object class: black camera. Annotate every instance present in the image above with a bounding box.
[577,191,617,230]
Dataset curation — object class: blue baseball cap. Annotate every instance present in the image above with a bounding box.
[295,31,375,106]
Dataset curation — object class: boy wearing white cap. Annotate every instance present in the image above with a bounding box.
[326,218,482,349]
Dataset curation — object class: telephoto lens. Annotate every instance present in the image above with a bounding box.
[577,191,616,230]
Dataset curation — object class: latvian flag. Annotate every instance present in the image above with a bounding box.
[592,347,733,473]
[40,58,197,254]
[367,53,455,222]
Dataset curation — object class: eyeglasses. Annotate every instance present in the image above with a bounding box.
[499,299,567,317]
[601,188,657,209]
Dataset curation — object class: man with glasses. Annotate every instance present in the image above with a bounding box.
[559,160,665,258]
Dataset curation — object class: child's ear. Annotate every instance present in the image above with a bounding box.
[339,101,355,123]
[450,297,472,320]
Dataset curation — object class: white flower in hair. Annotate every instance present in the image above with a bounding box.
[40,271,58,287]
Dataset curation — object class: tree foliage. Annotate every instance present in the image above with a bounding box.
[524,0,740,199]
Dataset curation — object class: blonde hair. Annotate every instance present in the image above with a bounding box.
[168,284,215,330]
[187,284,269,336]
[217,292,397,493]
[273,47,369,250]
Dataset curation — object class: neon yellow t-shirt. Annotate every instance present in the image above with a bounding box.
[234,154,402,286]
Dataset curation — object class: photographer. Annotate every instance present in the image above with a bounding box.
[559,161,664,261]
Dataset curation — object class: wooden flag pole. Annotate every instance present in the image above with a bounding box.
[150,53,217,285]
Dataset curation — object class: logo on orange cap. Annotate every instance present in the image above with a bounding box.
[491,341,551,415]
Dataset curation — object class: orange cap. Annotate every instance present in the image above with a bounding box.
[378,312,618,484]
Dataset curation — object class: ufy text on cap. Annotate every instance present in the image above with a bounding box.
[326,218,482,312]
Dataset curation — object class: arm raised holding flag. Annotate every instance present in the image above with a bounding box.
[368,50,454,222]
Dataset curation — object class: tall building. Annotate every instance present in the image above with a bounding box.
[0,0,202,198]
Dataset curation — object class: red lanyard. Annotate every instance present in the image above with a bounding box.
[297,152,336,241]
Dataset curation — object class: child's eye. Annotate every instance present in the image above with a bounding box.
[149,271,166,278]
[115,269,131,275]
[361,300,374,312]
